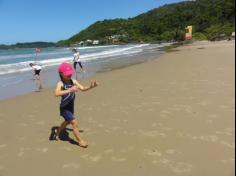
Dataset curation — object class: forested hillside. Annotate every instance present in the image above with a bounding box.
[61,0,235,45]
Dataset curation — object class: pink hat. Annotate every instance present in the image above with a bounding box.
[58,62,75,76]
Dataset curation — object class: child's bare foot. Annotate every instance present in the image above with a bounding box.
[55,135,59,141]
[54,128,59,141]
[78,140,88,148]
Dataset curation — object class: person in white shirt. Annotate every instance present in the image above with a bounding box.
[29,63,43,91]
[72,48,85,73]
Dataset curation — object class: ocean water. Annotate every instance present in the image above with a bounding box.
[0,43,171,100]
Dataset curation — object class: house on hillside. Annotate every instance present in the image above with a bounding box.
[86,40,93,45]
[93,40,99,45]
[79,41,84,45]
[232,32,235,39]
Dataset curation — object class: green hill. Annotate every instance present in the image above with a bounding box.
[0,42,56,49]
[61,0,235,46]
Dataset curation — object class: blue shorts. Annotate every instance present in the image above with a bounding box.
[60,109,75,121]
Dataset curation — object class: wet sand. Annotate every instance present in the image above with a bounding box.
[0,40,234,176]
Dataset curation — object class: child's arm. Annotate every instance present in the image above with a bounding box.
[55,81,78,97]
[73,80,98,92]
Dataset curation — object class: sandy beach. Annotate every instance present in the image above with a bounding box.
[0,40,234,176]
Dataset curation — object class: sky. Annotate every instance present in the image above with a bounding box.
[0,0,185,44]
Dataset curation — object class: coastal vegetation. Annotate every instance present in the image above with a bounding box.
[0,42,56,49]
[62,0,234,46]
[0,0,234,49]
[61,0,235,45]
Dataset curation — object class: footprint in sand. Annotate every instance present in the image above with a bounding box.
[81,154,102,162]
[151,101,161,105]
[111,118,121,123]
[170,162,193,174]
[98,123,105,128]
[184,105,193,113]
[221,158,235,164]
[178,132,219,143]
[18,148,27,157]
[216,128,234,136]
[18,123,28,127]
[208,114,218,119]
[111,126,123,131]
[219,105,229,109]
[151,123,158,127]
[144,148,162,157]
[90,155,102,162]
[123,119,128,123]
[206,119,213,124]
[111,156,127,162]
[174,105,194,113]
[152,123,173,132]
[16,136,26,141]
[104,149,114,154]
[0,144,7,149]
[123,131,136,136]
[127,146,135,151]
[192,135,219,143]
[160,113,167,118]
[36,120,45,125]
[88,117,97,124]
[160,110,171,114]
[104,129,112,133]
[62,163,80,169]
[152,158,170,164]
[140,130,167,138]
[197,101,211,106]
[153,158,193,174]
[220,141,235,149]
[165,149,176,155]
[17,147,31,157]
[35,147,49,153]
[17,151,25,157]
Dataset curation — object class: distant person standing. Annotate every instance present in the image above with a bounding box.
[72,48,85,73]
[35,48,41,55]
[29,63,43,91]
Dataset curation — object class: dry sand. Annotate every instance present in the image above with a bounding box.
[0,40,235,176]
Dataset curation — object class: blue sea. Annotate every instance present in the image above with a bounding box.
[0,43,171,100]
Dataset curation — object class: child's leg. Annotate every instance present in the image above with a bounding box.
[78,62,83,70]
[56,121,69,139]
[73,62,77,70]
[35,74,43,90]
[38,76,43,89]
[78,62,85,73]
[70,119,88,147]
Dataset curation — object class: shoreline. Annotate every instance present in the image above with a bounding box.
[0,40,234,176]
[0,45,165,100]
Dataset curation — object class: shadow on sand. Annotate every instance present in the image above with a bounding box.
[49,126,84,146]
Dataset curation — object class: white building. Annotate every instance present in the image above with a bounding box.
[93,40,99,45]
[232,32,235,37]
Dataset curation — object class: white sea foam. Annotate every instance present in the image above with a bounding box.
[75,45,119,50]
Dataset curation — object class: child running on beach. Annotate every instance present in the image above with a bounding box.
[72,48,85,73]
[29,63,43,91]
[54,62,97,148]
